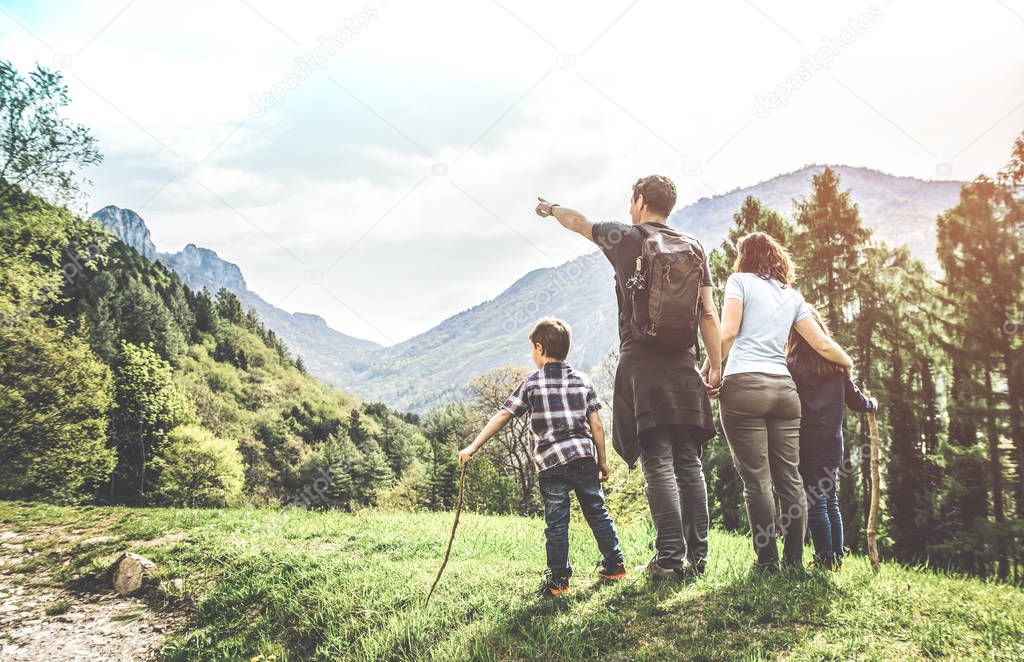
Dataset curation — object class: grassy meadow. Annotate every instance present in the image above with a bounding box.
[1,501,1022,661]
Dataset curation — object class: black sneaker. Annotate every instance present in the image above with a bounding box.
[689,558,707,576]
[751,560,780,575]
[537,572,570,597]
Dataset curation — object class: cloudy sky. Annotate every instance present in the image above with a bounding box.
[2,0,1022,344]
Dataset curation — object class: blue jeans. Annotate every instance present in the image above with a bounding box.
[805,472,843,566]
[538,457,623,579]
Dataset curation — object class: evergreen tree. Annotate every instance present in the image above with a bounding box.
[353,439,394,507]
[792,166,872,344]
[422,404,469,510]
[792,167,872,548]
[347,409,369,449]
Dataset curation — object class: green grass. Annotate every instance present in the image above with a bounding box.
[1,501,1022,661]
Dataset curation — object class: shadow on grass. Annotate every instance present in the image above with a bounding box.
[460,569,844,662]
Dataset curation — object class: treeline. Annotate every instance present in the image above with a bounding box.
[699,135,1024,584]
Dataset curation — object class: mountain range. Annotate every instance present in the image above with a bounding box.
[93,165,964,412]
[90,206,382,385]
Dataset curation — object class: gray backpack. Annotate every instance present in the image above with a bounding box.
[625,225,706,351]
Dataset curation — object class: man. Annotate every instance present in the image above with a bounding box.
[535,175,721,578]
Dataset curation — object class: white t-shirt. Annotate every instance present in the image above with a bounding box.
[723,272,812,377]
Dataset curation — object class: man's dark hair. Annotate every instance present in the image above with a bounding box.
[632,175,677,218]
[530,317,571,360]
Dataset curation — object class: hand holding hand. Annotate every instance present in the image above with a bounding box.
[598,461,611,482]
[703,367,722,399]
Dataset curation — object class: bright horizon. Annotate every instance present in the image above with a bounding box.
[2,0,1022,344]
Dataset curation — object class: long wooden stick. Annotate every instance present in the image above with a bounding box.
[426,463,467,605]
[865,390,881,575]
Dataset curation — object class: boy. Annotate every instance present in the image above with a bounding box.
[459,318,626,597]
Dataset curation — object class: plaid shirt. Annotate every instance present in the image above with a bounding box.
[502,362,602,471]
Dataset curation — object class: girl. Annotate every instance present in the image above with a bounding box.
[786,308,877,570]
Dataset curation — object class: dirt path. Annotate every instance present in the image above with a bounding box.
[0,530,184,661]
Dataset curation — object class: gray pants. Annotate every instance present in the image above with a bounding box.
[719,372,806,566]
[639,425,710,569]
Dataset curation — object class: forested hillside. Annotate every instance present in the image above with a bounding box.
[0,192,432,508]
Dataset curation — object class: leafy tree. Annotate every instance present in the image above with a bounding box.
[293,431,360,510]
[153,425,244,507]
[364,401,423,477]
[0,314,114,502]
[188,287,217,336]
[466,366,537,514]
[463,455,516,514]
[376,460,429,511]
[0,61,102,205]
[110,341,193,500]
[215,288,244,324]
[935,167,1024,578]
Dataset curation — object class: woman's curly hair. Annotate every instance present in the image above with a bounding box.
[733,231,796,285]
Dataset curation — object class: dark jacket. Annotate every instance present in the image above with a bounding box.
[790,369,876,485]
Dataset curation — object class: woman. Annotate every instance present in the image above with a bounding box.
[787,307,877,571]
[713,232,853,571]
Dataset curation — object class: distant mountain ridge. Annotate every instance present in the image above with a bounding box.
[89,207,381,387]
[342,165,964,411]
[93,165,965,412]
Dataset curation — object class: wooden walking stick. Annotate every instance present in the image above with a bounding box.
[426,462,467,605]
[864,390,881,575]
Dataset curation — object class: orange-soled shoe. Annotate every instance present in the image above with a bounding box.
[537,572,570,597]
[598,561,628,581]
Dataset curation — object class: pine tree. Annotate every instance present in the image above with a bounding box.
[792,167,872,549]
[792,166,872,345]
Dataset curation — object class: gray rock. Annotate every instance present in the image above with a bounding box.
[110,553,156,596]
[90,205,158,260]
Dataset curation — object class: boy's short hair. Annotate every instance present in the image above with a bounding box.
[632,175,677,217]
[530,318,571,360]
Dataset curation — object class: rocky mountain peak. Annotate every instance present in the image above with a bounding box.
[90,205,157,261]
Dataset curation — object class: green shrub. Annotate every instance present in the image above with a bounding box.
[153,424,244,507]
